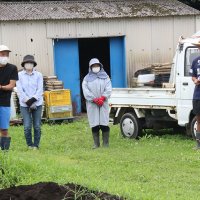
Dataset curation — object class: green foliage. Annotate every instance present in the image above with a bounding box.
[0,152,26,188]
[0,118,200,200]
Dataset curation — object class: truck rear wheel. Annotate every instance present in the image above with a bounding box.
[120,112,142,139]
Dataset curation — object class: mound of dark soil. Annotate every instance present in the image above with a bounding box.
[0,182,124,200]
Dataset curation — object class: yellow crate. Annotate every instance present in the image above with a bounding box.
[44,89,71,106]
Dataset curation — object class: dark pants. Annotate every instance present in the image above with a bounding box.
[92,125,110,132]
[20,106,42,148]
[193,100,200,115]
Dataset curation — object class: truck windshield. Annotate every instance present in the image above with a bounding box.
[185,47,200,76]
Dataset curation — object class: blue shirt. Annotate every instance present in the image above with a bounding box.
[190,56,200,99]
[16,69,43,107]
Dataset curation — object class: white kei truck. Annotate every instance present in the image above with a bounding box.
[109,31,200,139]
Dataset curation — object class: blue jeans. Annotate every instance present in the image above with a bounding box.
[20,106,42,148]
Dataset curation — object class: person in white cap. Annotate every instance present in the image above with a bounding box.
[0,45,18,150]
[82,58,112,149]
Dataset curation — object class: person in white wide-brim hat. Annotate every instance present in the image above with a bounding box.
[0,45,18,151]
[82,58,112,149]
[190,40,200,149]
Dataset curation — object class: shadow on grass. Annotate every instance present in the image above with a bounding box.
[139,128,192,141]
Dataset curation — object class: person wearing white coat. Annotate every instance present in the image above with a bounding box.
[82,58,112,149]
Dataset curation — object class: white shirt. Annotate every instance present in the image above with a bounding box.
[16,69,43,107]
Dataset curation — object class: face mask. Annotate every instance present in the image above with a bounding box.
[24,63,34,70]
[0,57,9,65]
[92,67,100,73]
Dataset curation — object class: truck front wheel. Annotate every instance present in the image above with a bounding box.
[120,112,142,139]
[190,116,197,140]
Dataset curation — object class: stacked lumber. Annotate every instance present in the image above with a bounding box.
[43,76,64,91]
[151,63,172,75]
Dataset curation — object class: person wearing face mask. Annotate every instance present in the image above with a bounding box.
[16,55,43,150]
[82,58,112,149]
[0,45,18,150]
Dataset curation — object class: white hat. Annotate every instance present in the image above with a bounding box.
[89,58,103,68]
[0,45,11,52]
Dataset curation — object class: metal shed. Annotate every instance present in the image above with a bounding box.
[0,0,200,113]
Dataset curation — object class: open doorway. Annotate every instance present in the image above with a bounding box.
[54,36,125,114]
[78,37,110,112]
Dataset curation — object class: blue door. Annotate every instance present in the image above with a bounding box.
[54,39,81,114]
[110,37,127,87]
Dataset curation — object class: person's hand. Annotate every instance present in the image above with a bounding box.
[194,79,200,85]
[97,99,104,107]
[93,97,104,107]
[99,96,106,102]
[30,103,37,110]
[26,97,37,107]
[29,103,37,112]
[93,98,99,105]
[97,96,106,107]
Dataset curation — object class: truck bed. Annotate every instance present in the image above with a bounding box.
[109,87,176,109]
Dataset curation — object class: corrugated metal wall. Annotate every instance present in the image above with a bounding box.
[0,21,54,75]
[0,15,199,84]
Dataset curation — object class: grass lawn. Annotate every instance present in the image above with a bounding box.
[0,117,200,200]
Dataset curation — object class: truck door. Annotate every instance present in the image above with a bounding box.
[180,47,198,100]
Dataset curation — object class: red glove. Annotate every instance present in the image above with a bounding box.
[93,97,104,107]
[99,96,106,102]
[93,98,99,105]
[97,99,104,107]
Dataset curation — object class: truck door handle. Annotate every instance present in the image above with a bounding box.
[182,82,188,86]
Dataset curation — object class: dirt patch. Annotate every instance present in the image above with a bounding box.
[0,182,125,200]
